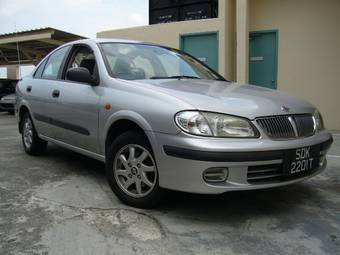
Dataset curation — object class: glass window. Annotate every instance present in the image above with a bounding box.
[100,43,223,81]
[42,46,70,80]
[132,56,155,78]
[34,59,47,78]
[68,46,96,75]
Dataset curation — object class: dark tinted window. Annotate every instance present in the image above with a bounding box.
[33,58,48,78]
[42,46,70,80]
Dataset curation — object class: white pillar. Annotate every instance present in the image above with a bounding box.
[236,0,249,84]
[6,65,20,79]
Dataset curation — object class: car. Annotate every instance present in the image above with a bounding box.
[0,93,16,114]
[0,79,17,114]
[16,39,333,208]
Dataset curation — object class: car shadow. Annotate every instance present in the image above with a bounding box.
[0,111,14,116]
[44,143,106,176]
[156,185,322,222]
[43,144,325,222]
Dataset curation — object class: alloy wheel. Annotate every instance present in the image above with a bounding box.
[23,117,33,149]
[113,144,157,198]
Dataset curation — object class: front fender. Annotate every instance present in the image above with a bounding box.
[100,110,160,155]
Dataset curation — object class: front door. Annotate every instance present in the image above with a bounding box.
[249,31,278,89]
[52,45,101,153]
[180,32,218,72]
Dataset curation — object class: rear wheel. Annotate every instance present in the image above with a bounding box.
[105,130,163,208]
[21,112,47,155]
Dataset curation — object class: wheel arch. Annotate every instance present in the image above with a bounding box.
[18,104,32,133]
[103,111,158,156]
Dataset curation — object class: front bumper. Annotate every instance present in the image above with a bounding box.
[0,99,15,111]
[152,131,333,194]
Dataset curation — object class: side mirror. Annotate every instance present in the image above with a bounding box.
[66,67,97,85]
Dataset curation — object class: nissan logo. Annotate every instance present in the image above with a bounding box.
[281,106,290,112]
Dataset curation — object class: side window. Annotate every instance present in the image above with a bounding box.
[33,58,47,78]
[42,46,70,80]
[67,46,96,75]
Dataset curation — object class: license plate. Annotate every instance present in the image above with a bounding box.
[283,146,320,176]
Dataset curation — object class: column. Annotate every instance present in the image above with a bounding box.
[6,65,20,79]
[236,0,249,84]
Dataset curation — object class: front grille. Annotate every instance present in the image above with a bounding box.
[256,115,315,139]
[247,140,330,184]
[247,162,321,184]
[247,164,283,183]
[295,115,315,137]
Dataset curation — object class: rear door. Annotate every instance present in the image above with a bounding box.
[50,44,101,153]
[27,46,71,138]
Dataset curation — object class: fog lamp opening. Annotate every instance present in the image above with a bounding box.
[203,168,229,183]
[319,156,326,167]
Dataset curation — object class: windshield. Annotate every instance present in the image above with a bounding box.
[100,43,224,81]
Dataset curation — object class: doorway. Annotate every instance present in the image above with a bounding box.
[180,32,219,72]
[249,30,278,89]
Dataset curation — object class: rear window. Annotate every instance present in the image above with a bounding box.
[34,58,48,78]
[42,46,70,80]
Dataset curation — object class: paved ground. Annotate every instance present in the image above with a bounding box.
[0,112,339,255]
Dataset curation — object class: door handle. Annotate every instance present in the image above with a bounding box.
[26,86,32,92]
[52,90,60,98]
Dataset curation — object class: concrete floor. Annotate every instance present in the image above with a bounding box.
[0,112,339,255]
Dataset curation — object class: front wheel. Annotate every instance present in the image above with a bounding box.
[105,130,163,208]
[21,112,47,155]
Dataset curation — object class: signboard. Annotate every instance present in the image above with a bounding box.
[149,0,218,25]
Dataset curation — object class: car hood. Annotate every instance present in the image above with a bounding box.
[134,79,315,119]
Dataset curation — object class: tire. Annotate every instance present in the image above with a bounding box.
[105,130,163,208]
[21,112,48,156]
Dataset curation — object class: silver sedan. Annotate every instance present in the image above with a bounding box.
[16,39,333,208]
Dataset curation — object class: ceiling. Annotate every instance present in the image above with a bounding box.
[0,27,86,66]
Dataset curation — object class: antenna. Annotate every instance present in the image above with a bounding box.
[14,22,22,80]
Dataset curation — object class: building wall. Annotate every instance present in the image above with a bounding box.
[249,0,340,130]
[97,0,235,80]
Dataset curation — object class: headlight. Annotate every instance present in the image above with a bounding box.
[313,110,324,132]
[175,111,259,138]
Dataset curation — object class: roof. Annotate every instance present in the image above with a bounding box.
[93,38,143,44]
[0,27,86,66]
[63,38,163,48]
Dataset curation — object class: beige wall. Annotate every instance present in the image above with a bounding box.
[6,65,20,80]
[97,0,235,80]
[249,0,340,130]
[97,0,340,130]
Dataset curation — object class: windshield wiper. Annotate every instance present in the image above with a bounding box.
[150,75,201,80]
